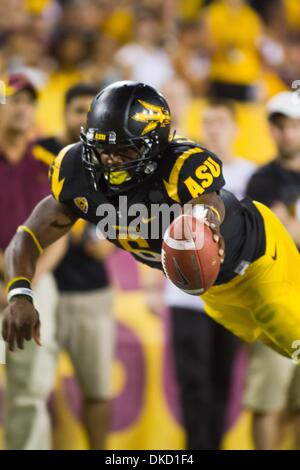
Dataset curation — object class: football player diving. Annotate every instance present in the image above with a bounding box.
[2,81,300,360]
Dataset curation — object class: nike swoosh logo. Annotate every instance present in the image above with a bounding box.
[141,216,156,224]
[271,245,277,260]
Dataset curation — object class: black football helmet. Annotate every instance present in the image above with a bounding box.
[80,81,171,194]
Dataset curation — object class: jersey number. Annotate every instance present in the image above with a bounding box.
[118,236,161,263]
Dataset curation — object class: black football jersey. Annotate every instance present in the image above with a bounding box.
[49,136,265,284]
[32,137,62,167]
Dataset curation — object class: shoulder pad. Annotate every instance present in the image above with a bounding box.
[50,142,81,201]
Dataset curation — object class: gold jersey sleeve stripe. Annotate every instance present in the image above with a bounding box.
[32,145,56,166]
[51,144,75,201]
[163,147,204,203]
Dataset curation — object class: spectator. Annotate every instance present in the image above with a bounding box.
[35,28,91,136]
[161,78,192,135]
[80,34,121,87]
[170,20,210,96]
[277,33,300,89]
[101,0,135,44]
[58,0,104,35]
[114,8,174,90]
[203,0,264,101]
[3,27,54,88]
[0,74,66,450]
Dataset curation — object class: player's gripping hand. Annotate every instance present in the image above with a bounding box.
[2,298,41,351]
[185,203,225,264]
[202,208,225,264]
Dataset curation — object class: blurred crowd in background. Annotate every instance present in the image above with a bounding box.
[0,0,299,145]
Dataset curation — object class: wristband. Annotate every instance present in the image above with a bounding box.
[7,288,34,304]
[5,277,31,293]
[6,278,33,304]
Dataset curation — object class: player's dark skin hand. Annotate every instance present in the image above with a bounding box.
[2,298,41,351]
[188,194,226,264]
[204,212,225,264]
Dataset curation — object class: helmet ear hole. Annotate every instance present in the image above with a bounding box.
[144,162,157,175]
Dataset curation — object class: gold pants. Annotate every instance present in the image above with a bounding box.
[202,201,300,358]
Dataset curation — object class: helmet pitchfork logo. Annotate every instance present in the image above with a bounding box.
[131,99,171,135]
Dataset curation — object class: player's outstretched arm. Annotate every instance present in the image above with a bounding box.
[2,196,78,351]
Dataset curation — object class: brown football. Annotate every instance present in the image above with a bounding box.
[161,214,221,295]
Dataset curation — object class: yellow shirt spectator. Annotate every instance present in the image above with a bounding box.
[102,6,134,44]
[204,0,263,85]
[179,0,205,20]
[36,70,82,136]
[25,0,51,14]
[284,0,300,30]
